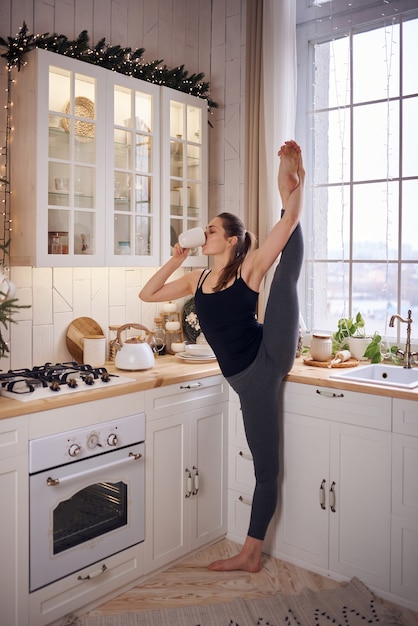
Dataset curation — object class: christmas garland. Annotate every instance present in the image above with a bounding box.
[0,22,219,115]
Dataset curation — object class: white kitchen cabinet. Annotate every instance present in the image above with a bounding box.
[160,88,208,266]
[144,375,228,573]
[275,382,392,592]
[0,416,29,626]
[391,399,418,605]
[10,49,208,267]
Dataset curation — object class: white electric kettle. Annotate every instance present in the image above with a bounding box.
[114,323,155,370]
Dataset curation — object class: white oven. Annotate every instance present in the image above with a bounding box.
[29,413,145,592]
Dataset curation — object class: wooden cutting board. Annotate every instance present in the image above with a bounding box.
[66,317,104,363]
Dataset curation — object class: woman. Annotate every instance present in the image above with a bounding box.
[139,140,304,572]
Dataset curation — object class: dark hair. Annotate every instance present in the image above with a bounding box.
[214,212,256,291]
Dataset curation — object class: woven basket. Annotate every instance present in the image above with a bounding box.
[61,96,95,139]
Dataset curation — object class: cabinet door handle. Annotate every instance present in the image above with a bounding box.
[316,389,344,398]
[238,495,252,506]
[319,478,326,509]
[185,468,192,498]
[179,382,202,389]
[192,465,199,495]
[239,450,253,461]
[329,481,336,512]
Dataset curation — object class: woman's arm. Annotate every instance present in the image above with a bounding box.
[139,244,199,302]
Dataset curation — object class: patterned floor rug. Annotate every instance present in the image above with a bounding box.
[76,577,403,626]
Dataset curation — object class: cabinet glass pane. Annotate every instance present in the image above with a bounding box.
[170,101,184,138]
[135,136,152,172]
[114,214,132,255]
[187,144,201,179]
[74,211,95,255]
[113,83,155,257]
[135,216,152,255]
[186,105,202,142]
[48,64,97,262]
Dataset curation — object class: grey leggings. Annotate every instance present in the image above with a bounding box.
[226,222,304,540]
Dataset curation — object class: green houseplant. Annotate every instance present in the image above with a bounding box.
[333,313,383,363]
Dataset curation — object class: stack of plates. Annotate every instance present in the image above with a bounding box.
[176,351,216,363]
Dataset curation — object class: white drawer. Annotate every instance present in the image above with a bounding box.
[393,398,418,437]
[145,375,228,420]
[228,399,247,447]
[282,381,391,431]
[228,444,255,492]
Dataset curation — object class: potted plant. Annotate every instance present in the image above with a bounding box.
[333,312,382,362]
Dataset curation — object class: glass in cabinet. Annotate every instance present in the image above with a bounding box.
[107,75,160,265]
[10,48,106,266]
[161,88,208,266]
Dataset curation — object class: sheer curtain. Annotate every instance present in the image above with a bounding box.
[245,0,297,316]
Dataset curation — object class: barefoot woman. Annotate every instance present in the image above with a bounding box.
[139,140,304,572]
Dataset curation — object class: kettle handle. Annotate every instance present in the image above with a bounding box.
[116,323,153,346]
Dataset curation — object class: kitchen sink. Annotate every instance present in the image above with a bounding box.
[330,363,418,389]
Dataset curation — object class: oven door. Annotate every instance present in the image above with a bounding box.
[29,443,145,592]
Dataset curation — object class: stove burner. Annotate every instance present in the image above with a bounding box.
[0,362,118,396]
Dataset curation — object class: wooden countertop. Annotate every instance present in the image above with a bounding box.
[1,355,417,420]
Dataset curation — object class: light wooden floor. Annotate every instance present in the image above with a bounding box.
[83,539,418,625]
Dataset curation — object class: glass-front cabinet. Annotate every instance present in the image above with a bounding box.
[108,75,160,265]
[10,49,207,268]
[161,88,208,266]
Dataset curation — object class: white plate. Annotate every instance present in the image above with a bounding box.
[176,352,216,363]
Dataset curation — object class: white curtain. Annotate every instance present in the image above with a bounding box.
[245,0,297,317]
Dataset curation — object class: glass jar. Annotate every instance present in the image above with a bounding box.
[117,241,131,255]
[310,334,332,361]
[151,317,166,356]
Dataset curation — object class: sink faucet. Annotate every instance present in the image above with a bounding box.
[389,309,417,368]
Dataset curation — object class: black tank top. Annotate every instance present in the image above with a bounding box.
[194,270,263,377]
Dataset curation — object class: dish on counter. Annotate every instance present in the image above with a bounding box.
[176,352,217,363]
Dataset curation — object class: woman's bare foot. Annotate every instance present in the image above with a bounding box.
[278,140,301,207]
[207,536,263,572]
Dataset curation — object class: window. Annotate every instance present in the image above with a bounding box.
[297,1,418,345]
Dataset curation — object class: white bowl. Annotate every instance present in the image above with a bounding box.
[185,344,213,357]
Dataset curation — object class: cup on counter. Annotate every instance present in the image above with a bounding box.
[178,227,206,249]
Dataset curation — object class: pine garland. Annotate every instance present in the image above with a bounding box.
[0,22,219,115]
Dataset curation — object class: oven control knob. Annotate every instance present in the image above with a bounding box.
[69,443,81,457]
[107,433,118,447]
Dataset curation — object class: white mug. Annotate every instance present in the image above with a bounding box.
[178,227,206,249]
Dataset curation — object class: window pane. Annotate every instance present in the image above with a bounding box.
[314,110,351,185]
[353,101,399,181]
[352,263,398,330]
[313,185,349,260]
[353,24,400,103]
[402,97,418,178]
[400,264,418,316]
[403,19,418,95]
[311,262,349,332]
[402,180,418,260]
[314,37,351,109]
[353,182,398,260]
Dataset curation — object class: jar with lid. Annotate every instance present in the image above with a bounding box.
[108,324,121,362]
[310,334,332,362]
[48,231,68,254]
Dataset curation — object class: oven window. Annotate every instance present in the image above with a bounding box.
[53,481,128,554]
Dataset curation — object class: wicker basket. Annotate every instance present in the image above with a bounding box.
[61,96,95,139]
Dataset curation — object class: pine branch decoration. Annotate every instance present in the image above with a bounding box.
[0,22,219,114]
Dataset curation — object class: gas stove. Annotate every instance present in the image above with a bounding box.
[0,362,135,402]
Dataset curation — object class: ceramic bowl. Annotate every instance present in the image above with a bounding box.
[185,344,213,357]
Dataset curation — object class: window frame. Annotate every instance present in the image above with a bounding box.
[296,0,418,343]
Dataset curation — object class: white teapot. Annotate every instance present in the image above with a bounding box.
[114,323,155,370]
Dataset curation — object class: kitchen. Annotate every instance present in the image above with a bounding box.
[1,1,418,625]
